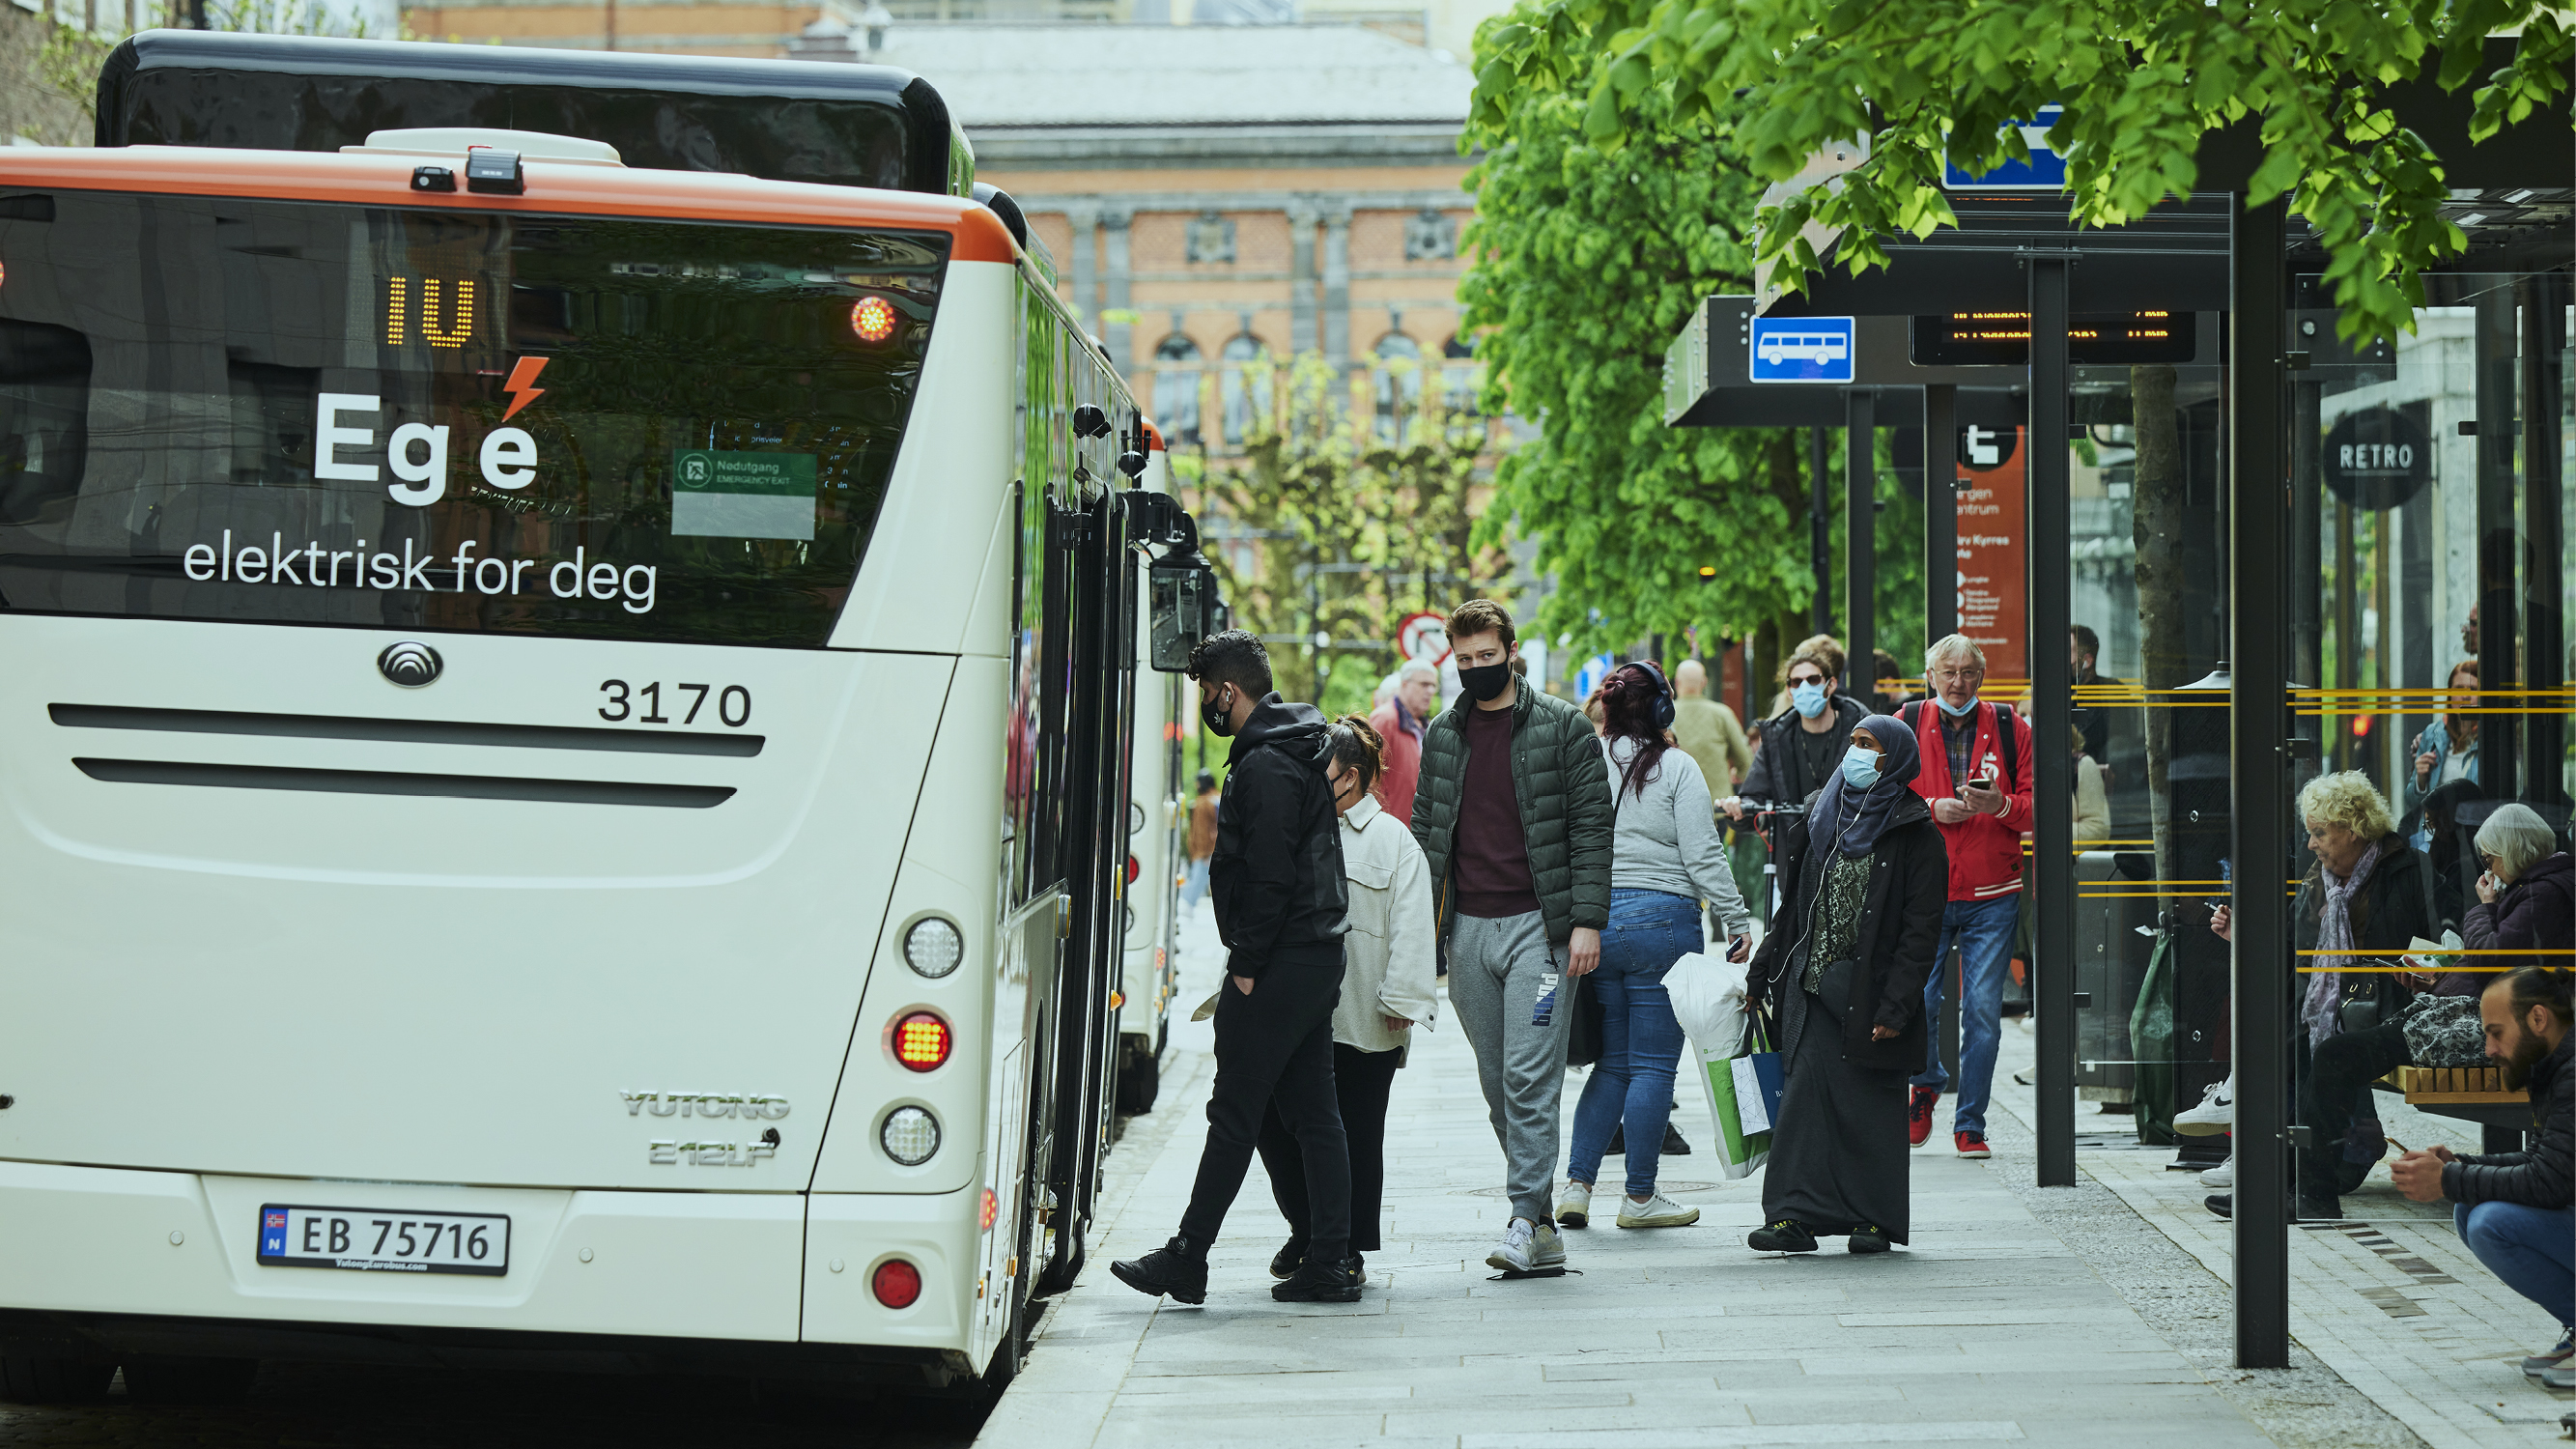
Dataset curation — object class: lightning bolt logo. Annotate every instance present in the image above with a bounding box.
[500,355,549,422]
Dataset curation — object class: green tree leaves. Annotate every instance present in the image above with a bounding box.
[1459,53,1815,659]
[1475,0,2569,345]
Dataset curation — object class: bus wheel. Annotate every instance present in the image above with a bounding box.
[1116,1044,1160,1115]
[120,1356,257,1406]
[0,1355,115,1405]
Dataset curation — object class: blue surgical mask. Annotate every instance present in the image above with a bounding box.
[1840,745,1882,789]
[1936,692,1978,718]
[1792,681,1826,718]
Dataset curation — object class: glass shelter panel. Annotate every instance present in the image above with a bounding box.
[2274,263,2573,1226]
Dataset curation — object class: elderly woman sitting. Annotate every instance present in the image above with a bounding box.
[2210,771,2436,1221]
[2463,804,2573,977]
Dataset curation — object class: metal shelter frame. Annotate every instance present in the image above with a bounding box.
[1662,44,2570,1366]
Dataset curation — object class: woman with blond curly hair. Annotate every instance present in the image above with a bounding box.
[2206,770,2435,1219]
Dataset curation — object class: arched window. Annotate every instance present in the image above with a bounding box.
[1442,332,1482,416]
[1218,333,1266,446]
[1151,332,1202,445]
[1371,332,1422,441]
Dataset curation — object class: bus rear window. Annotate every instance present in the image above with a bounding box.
[0,191,945,646]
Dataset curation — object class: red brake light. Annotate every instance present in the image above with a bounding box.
[1125,854,1141,886]
[980,1188,998,1231]
[872,1258,922,1309]
[893,1010,951,1071]
[851,295,898,343]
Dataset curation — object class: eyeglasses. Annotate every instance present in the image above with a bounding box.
[1931,668,1985,683]
[1787,673,1826,687]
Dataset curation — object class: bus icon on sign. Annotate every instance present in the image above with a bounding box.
[1749,317,1856,383]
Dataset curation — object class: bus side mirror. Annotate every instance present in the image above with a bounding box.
[1130,491,1218,672]
[1149,558,1216,672]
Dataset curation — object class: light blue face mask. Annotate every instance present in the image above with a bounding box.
[1792,681,1827,719]
[1839,744,1881,789]
[1935,692,1978,718]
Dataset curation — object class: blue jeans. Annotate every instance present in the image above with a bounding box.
[1908,894,2020,1138]
[1567,890,1699,1198]
[1181,856,1210,908]
[2458,1200,2576,1329]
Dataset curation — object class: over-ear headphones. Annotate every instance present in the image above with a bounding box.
[1627,660,1677,732]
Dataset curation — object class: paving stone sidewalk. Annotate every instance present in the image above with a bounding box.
[1983,1025,2568,1449]
[980,909,2287,1449]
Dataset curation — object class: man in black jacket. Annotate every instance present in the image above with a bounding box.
[2393,968,2571,1370]
[1111,630,1360,1305]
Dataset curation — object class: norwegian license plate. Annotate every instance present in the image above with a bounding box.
[256,1204,510,1276]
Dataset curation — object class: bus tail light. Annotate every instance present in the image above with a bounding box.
[881,1105,940,1164]
[903,916,963,979]
[872,1258,921,1309]
[893,1011,951,1070]
[1125,854,1141,886]
[850,295,898,343]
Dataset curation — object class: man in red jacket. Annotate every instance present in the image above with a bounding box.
[1370,660,1435,825]
[1897,635,2034,1158]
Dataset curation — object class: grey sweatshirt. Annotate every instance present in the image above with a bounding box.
[1599,736,1753,938]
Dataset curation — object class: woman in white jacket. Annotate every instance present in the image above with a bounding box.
[1254,715,1439,1283]
[1561,664,1753,1231]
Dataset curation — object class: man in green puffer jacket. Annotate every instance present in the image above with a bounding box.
[1410,599,1614,1277]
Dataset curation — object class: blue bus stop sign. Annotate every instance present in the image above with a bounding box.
[1747,315,1855,384]
[1944,105,2068,190]
[1571,653,1615,702]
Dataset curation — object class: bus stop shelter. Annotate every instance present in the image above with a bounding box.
[1664,52,2571,1367]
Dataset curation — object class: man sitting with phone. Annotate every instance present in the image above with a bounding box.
[1894,634,2034,1158]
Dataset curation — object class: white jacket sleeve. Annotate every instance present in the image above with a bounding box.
[1671,752,1752,937]
[1379,832,1441,1032]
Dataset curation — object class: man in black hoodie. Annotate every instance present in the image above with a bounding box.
[1112,630,1359,1305]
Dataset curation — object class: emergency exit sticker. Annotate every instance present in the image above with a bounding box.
[670,451,817,541]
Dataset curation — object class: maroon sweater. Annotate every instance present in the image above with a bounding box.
[1455,701,1540,919]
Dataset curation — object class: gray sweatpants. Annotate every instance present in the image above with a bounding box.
[1449,910,1574,1224]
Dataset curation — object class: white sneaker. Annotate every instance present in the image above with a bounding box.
[1530,1218,1568,1268]
[2174,1076,2235,1136]
[1615,1192,1702,1229]
[1486,1217,1568,1273]
[1556,1180,1593,1229]
[2199,1155,2235,1188]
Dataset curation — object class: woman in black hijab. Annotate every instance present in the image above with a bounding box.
[1744,715,1950,1254]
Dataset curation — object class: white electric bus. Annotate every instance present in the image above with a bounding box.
[0,31,1212,1403]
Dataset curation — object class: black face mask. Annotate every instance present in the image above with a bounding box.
[1458,661,1514,702]
[1201,685,1240,737]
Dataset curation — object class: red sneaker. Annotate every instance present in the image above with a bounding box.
[1907,1087,1939,1149]
[1955,1131,1991,1159]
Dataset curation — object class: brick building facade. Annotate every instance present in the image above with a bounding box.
[872,21,1478,450]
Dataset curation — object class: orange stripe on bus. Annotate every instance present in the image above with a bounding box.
[0,147,1016,264]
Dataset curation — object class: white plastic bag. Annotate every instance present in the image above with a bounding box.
[1666,951,1770,1179]
[1666,952,1746,1051]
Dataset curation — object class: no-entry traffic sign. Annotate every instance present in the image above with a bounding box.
[1396,611,1450,664]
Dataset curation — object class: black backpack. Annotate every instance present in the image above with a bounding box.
[1897,700,2022,794]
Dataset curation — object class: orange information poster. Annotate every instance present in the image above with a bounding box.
[1955,425,2026,685]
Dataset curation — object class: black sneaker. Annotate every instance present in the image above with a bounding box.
[2204,1194,2231,1219]
[1111,1236,1208,1304]
[1268,1236,1307,1280]
[1849,1224,1892,1255]
[1272,1254,1363,1303]
[1662,1123,1692,1156]
[1748,1219,1818,1254]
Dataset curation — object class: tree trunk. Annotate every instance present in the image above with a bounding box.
[2130,363,2185,884]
